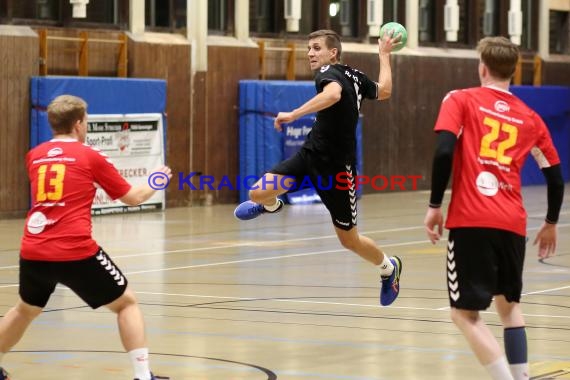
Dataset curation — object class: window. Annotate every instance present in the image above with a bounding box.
[384,0,405,24]
[520,0,538,51]
[250,0,282,35]
[12,0,60,20]
[80,0,118,24]
[145,0,171,28]
[549,10,570,54]
[299,0,319,35]
[0,0,128,28]
[145,0,187,31]
[208,0,234,35]
[419,0,436,42]
[329,0,358,38]
[417,0,538,49]
[481,0,499,37]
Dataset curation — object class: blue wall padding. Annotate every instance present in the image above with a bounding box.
[238,80,364,203]
[30,76,167,148]
[511,86,570,185]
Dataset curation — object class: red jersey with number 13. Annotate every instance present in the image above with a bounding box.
[434,86,560,236]
[21,139,131,261]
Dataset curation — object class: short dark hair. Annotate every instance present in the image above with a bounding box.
[476,36,520,80]
[308,29,342,61]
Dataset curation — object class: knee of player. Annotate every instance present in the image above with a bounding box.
[15,300,42,320]
[450,308,479,326]
[338,235,359,251]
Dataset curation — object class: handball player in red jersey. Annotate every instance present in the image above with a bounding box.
[0,95,171,380]
[424,37,564,380]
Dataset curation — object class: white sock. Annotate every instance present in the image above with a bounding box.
[129,348,151,380]
[510,363,530,380]
[485,357,515,380]
[379,255,394,277]
[263,199,280,212]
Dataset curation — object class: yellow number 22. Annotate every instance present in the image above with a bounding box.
[36,164,66,201]
[479,117,518,165]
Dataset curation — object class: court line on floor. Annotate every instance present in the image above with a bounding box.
[113,222,569,260]
[0,225,424,271]
[133,290,570,320]
[0,223,568,272]
[123,239,432,275]
[111,225,427,259]
[436,285,570,311]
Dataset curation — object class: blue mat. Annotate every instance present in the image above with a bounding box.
[30,76,167,148]
[238,80,363,203]
[511,85,570,185]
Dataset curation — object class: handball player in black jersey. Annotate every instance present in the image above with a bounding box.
[235,29,403,306]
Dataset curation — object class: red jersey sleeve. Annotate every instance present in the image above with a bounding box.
[434,91,464,136]
[529,112,561,168]
[86,146,132,200]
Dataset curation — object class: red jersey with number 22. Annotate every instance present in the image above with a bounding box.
[434,86,560,236]
[21,139,132,261]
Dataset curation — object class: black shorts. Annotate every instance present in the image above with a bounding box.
[446,228,526,310]
[19,247,128,309]
[270,149,357,230]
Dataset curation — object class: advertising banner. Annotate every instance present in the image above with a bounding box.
[86,114,165,215]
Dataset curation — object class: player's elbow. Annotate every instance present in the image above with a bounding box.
[543,164,564,189]
[119,188,146,206]
[434,144,454,160]
[378,88,392,100]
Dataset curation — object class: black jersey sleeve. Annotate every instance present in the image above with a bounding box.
[429,130,457,207]
[541,164,564,224]
[314,65,343,92]
[359,73,378,100]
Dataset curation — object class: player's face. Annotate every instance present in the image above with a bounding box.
[307,37,336,71]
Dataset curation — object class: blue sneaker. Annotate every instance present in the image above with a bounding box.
[234,199,284,220]
[380,256,402,306]
[0,367,10,380]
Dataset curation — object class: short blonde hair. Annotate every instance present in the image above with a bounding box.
[47,95,87,134]
[477,36,520,80]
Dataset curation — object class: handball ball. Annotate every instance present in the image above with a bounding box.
[379,22,408,52]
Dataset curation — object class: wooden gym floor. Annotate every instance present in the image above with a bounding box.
[0,185,568,380]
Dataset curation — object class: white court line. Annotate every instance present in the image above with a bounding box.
[134,290,570,320]
[522,285,570,296]
[436,285,570,311]
[124,239,430,275]
[1,222,567,271]
[111,225,427,259]
[0,225,425,271]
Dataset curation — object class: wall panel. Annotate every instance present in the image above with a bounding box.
[0,26,38,217]
[128,33,192,207]
[205,45,259,204]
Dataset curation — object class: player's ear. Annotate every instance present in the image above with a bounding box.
[330,48,337,61]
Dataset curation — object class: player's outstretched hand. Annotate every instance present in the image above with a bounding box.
[274,112,296,132]
[534,222,557,259]
[153,165,172,180]
[378,29,402,55]
[424,207,444,244]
